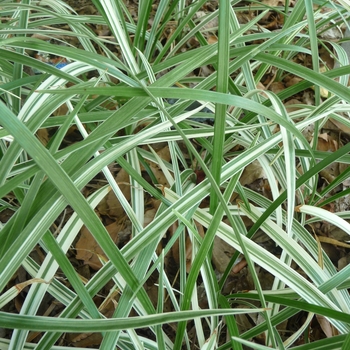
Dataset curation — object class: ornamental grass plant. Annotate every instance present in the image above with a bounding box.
[1,0,350,349]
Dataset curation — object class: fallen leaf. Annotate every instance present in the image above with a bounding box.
[317,132,338,152]
[212,236,236,274]
[285,76,303,87]
[144,208,156,227]
[36,129,49,146]
[97,168,131,218]
[338,255,350,270]
[75,221,125,270]
[284,98,304,113]
[269,81,285,94]
[317,236,350,248]
[240,160,266,186]
[329,118,350,134]
[69,333,102,348]
[207,35,217,44]
[316,314,337,338]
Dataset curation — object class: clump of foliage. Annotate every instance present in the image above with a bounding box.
[1,0,350,349]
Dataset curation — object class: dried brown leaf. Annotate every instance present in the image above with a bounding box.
[97,168,130,218]
[329,118,350,134]
[318,236,350,248]
[240,160,266,186]
[269,81,285,94]
[284,98,304,113]
[36,129,49,146]
[317,133,338,152]
[75,221,124,270]
[212,236,236,274]
[316,314,337,338]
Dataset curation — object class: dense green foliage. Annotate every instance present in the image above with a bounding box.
[1,0,350,349]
